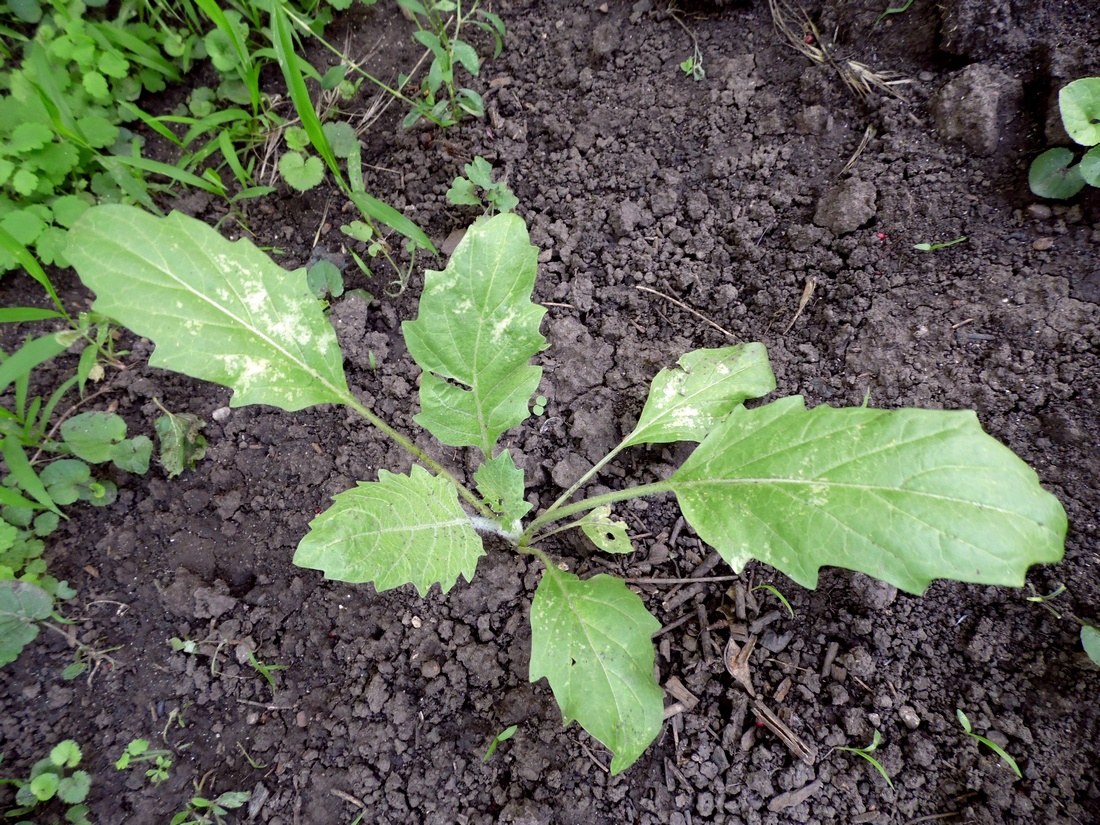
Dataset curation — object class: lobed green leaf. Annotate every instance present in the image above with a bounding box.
[294,466,485,596]
[473,449,530,531]
[403,213,546,456]
[66,207,349,411]
[624,343,776,448]
[529,567,663,774]
[579,505,634,554]
[669,396,1067,594]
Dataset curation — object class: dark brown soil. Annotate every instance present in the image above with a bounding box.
[2,0,1099,823]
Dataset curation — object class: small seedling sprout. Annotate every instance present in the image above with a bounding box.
[956,709,1023,778]
[913,236,967,252]
[1026,583,1066,618]
[752,583,794,618]
[875,0,914,25]
[834,730,894,789]
[247,651,287,696]
[482,724,519,761]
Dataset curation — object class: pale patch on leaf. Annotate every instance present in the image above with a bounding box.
[403,213,546,456]
[669,396,1067,594]
[294,466,485,596]
[579,505,634,554]
[624,344,776,448]
[474,450,530,531]
[529,568,663,774]
[66,206,349,411]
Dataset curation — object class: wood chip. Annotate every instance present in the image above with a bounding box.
[664,675,700,712]
[768,779,823,811]
[723,635,756,695]
[773,676,792,704]
[821,640,840,678]
[751,696,818,766]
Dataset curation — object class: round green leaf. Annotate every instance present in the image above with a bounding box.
[0,580,53,667]
[1029,148,1085,199]
[61,411,128,464]
[50,740,82,769]
[321,121,359,158]
[294,466,485,596]
[278,152,324,192]
[1,209,47,245]
[57,770,91,804]
[1059,77,1100,146]
[51,195,91,229]
[82,71,109,100]
[9,122,53,153]
[1079,145,1100,187]
[30,771,60,801]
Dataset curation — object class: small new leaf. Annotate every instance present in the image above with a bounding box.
[579,505,634,554]
[474,450,531,531]
[294,466,485,596]
[403,213,547,456]
[623,343,776,448]
[529,567,663,774]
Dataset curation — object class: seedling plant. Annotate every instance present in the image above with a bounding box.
[913,236,966,252]
[1030,77,1100,199]
[396,0,505,128]
[1025,583,1100,666]
[115,738,173,786]
[482,724,518,762]
[171,789,250,825]
[833,729,893,789]
[956,709,1023,778]
[0,739,91,824]
[65,206,1066,774]
[447,156,518,216]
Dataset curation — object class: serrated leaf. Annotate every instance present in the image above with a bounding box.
[57,770,90,804]
[155,411,207,478]
[278,151,324,191]
[60,411,127,464]
[529,567,663,774]
[669,396,1067,594]
[321,121,359,158]
[624,343,776,448]
[473,449,530,530]
[66,206,349,411]
[579,505,634,554]
[403,213,546,456]
[294,465,484,596]
[50,740,81,768]
[0,580,53,667]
